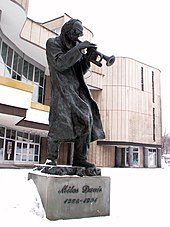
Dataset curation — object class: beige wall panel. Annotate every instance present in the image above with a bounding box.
[106,86,113,110]
[121,110,128,141]
[21,19,32,39]
[117,110,122,140]
[112,87,118,110]
[30,22,41,43]
[106,65,114,85]
[117,86,122,110]
[101,85,107,111]
[39,28,53,48]
[104,146,115,167]
[43,17,64,31]
[21,19,55,48]
[112,62,118,86]
[111,111,118,140]
[91,63,102,75]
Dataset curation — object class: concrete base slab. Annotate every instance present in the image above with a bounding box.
[28,171,110,220]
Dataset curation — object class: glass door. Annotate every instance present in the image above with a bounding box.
[5,140,15,160]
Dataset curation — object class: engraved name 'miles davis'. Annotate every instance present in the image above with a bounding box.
[58,185,102,194]
[58,185,79,194]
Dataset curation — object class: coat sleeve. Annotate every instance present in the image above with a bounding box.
[46,38,84,72]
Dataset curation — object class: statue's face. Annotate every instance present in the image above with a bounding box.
[67,21,83,42]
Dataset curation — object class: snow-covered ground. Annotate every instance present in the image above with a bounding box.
[1,161,170,227]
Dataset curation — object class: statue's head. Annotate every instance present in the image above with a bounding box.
[61,19,83,42]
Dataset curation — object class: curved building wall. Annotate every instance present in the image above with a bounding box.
[13,0,29,13]
[100,57,161,145]
[89,57,162,168]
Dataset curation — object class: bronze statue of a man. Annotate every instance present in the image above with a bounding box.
[45,18,105,167]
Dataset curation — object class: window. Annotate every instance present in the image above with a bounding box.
[0,126,41,164]
[0,138,4,160]
[152,71,155,103]
[15,131,40,163]
[28,63,34,81]
[0,37,2,52]
[0,39,45,104]
[0,127,5,137]
[141,67,144,91]
[125,147,139,167]
[7,47,13,67]
[23,60,29,79]
[153,108,155,141]
[148,148,157,167]
[6,129,16,140]
[1,42,8,63]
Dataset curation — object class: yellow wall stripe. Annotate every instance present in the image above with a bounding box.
[0,76,33,93]
[31,102,50,112]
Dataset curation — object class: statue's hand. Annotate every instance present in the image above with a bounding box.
[77,41,96,50]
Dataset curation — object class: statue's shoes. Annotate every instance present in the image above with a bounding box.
[72,160,95,168]
[44,159,57,166]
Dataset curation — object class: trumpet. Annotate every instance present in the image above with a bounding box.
[78,40,115,67]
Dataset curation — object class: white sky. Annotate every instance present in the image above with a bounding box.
[28,0,170,134]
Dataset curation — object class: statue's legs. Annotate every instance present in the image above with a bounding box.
[45,136,60,165]
[72,133,95,168]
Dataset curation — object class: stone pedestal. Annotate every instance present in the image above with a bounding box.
[28,170,110,220]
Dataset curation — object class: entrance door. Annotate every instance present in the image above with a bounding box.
[148,149,157,167]
[15,142,28,162]
[4,140,15,160]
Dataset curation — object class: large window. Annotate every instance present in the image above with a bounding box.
[148,148,157,167]
[0,40,45,104]
[125,147,140,167]
[0,127,5,160]
[0,126,41,164]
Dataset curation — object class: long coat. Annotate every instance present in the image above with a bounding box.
[46,36,105,142]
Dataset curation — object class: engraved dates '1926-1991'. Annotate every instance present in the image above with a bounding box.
[64,197,98,204]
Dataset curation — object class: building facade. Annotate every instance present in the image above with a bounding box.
[0,0,162,168]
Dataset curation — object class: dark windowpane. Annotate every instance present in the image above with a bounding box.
[30,134,34,142]
[34,155,38,162]
[39,71,44,86]
[38,87,43,103]
[6,129,11,138]
[17,131,23,140]
[17,74,21,81]
[0,127,5,137]
[12,71,17,79]
[23,60,28,78]
[23,132,28,139]
[13,52,19,71]
[35,135,40,143]
[1,42,8,63]
[35,145,39,154]
[34,67,40,83]
[0,138,4,160]
[0,37,2,52]
[11,130,16,139]
[141,67,144,91]
[28,63,34,81]
[7,47,13,67]
[18,56,23,74]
